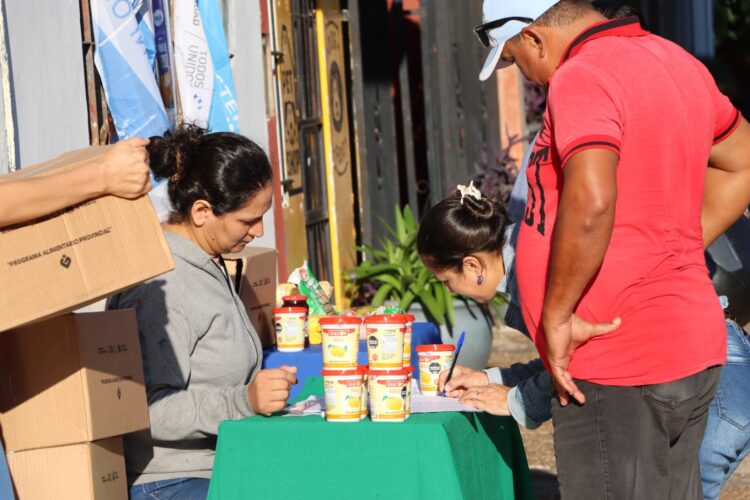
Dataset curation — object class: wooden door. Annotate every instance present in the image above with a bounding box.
[271,0,309,275]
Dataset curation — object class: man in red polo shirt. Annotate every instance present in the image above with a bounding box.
[481,0,750,497]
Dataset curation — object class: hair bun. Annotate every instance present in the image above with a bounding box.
[458,189,507,225]
[461,194,492,220]
[147,124,206,182]
[417,187,510,271]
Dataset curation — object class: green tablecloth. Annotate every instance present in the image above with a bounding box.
[208,377,533,500]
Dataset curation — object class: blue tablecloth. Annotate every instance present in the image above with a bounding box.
[0,441,12,499]
[262,321,441,401]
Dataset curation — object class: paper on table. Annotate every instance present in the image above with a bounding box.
[281,395,324,417]
[410,394,482,414]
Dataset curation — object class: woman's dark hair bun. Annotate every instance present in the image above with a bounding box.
[462,193,502,222]
[417,188,509,272]
[146,123,272,221]
[148,124,205,182]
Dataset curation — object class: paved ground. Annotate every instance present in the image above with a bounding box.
[488,324,750,500]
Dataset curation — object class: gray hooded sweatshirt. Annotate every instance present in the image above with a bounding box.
[107,231,262,485]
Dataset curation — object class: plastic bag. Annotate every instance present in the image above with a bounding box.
[288,262,334,315]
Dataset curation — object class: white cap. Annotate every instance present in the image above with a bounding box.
[478,0,559,81]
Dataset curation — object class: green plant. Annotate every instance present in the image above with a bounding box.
[346,205,457,326]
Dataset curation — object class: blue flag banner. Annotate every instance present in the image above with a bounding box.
[198,0,240,132]
[133,0,157,71]
[92,0,169,140]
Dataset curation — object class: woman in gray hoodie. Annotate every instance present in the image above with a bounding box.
[108,125,296,500]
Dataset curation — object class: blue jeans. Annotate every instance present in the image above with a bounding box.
[129,477,210,500]
[700,320,750,499]
[0,440,13,500]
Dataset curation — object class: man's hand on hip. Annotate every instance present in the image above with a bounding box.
[543,313,621,406]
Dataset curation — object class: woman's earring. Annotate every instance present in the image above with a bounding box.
[477,275,484,285]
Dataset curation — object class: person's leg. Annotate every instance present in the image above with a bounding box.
[658,366,721,499]
[700,321,750,499]
[129,477,210,500]
[553,368,720,500]
[550,380,675,499]
[550,381,609,499]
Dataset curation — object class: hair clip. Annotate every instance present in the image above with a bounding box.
[457,180,482,205]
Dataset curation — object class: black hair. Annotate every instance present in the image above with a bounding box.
[416,190,509,272]
[148,124,272,223]
[590,0,641,20]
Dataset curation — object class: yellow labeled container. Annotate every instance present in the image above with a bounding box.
[364,315,406,369]
[320,316,362,369]
[368,368,409,422]
[273,307,307,352]
[322,369,363,422]
[416,344,455,396]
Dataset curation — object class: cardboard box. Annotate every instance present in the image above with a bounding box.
[0,310,149,452]
[224,247,277,347]
[6,437,127,500]
[0,145,174,332]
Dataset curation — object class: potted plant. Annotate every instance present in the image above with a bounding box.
[346,205,495,369]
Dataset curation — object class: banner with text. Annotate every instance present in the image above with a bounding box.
[92,0,169,139]
[197,0,240,132]
[173,0,213,127]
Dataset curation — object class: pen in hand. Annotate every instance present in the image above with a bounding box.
[439,331,465,397]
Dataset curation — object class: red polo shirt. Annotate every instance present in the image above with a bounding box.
[516,17,740,385]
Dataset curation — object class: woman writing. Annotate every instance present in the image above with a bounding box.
[417,184,617,418]
[108,126,296,499]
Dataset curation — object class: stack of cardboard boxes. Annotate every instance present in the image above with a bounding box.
[0,311,150,499]
[0,147,175,499]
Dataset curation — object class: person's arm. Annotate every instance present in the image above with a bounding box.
[702,118,750,247]
[542,149,621,406]
[457,370,553,427]
[498,358,547,387]
[443,362,553,427]
[506,371,553,429]
[0,137,151,227]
